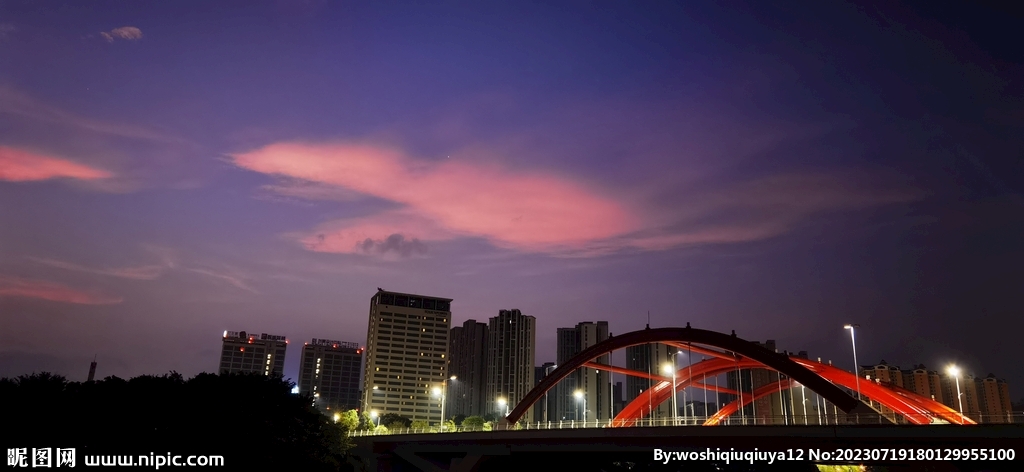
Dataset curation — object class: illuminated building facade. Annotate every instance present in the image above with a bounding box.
[219,330,287,377]
[362,289,452,423]
[484,309,536,423]
[448,319,488,417]
[298,338,364,412]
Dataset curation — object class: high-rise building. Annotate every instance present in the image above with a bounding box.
[979,374,1013,423]
[448,319,488,417]
[219,331,287,376]
[484,309,536,423]
[362,289,452,423]
[298,338,364,412]
[613,381,625,416]
[555,322,612,422]
[554,327,579,420]
[625,341,677,422]
[87,358,97,382]
[862,360,903,387]
[901,365,942,402]
[861,360,906,422]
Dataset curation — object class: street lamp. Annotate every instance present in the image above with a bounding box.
[432,386,443,427]
[574,390,587,424]
[843,324,861,400]
[370,410,380,427]
[443,375,456,427]
[947,365,964,424]
[662,363,677,426]
[496,397,510,417]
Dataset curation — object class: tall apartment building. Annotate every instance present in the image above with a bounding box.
[555,321,612,422]
[362,289,452,423]
[624,340,677,421]
[298,338,363,412]
[554,327,579,420]
[979,374,1013,423]
[862,360,903,387]
[862,362,1014,424]
[612,381,625,416]
[448,319,488,417]
[484,309,536,423]
[900,365,944,404]
[219,330,287,377]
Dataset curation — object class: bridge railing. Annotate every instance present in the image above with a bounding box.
[348,413,1024,436]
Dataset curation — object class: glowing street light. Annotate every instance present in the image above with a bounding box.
[370,410,380,427]
[438,375,457,429]
[947,365,964,424]
[574,390,587,424]
[496,397,510,417]
[662,363,677,426]
[843,324,861,400]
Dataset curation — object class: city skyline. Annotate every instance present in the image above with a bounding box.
[1,1,1023,402]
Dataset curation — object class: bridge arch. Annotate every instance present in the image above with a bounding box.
[505,327,859,425]
[507,327,974,427]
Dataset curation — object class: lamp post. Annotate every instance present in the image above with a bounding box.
[435,375,457,429]
[662,363,677,426]
[844,324,861,400]
[574,390,587,424]
[497,397,509,417]
[947,365,964,424]
[371,410,380,427]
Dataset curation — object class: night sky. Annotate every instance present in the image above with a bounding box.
[1,1,1021,400]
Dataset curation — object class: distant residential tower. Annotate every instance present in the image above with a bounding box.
[219,331,287,377]
[298,338,364,412]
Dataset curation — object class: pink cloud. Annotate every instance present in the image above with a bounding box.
[0,146,112,182]
[0,275,122,305]
[232,142,923,256]
[232,143,639,252]
[99,26,143,43]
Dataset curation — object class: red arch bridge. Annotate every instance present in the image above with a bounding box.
[497,326,972,429]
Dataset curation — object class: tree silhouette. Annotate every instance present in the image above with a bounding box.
[5,372,353,471]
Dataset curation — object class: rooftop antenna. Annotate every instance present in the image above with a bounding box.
[646,311,650,329]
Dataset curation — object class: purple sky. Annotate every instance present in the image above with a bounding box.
[1,1,1022,397]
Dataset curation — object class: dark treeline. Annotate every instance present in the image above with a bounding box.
[1,372,353,471]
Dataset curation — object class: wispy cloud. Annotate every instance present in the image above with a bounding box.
[603,171,925,254]
[28,248,257,294]
[232,141,923,257]
[99,26,142,43]
[0,85,183,144]
[0,275,122,305]
[26,257,163,280]
[186,267,258,294]
[0,146,112,182]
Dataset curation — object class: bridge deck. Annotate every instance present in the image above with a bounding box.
[349,425,1024,472]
